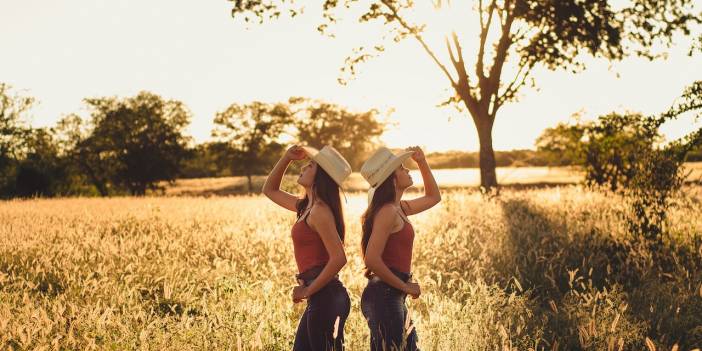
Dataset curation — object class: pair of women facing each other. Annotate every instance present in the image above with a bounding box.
[262,144,441,351]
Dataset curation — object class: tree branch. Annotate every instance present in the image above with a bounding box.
[494,60,534,115]
[445,32,479,115]
[380,0,457,87]
[477,0,497,83]
[485,2,515,117]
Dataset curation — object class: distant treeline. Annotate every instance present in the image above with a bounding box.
[179,145,702,178]
[3,81,701,198]
[0,84,385,197]
[178,148,546,179]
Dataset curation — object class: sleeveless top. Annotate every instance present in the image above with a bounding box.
[291,209,329,273]
[380,205,415,273]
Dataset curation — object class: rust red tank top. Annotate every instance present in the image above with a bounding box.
[381,220,415,273]
[291,214,329,273]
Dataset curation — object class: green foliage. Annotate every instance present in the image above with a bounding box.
[537,82,702,243]
[0,90,391,197]
[0,83,33,160]
[76,92,192,196]
[232,0,701,73]
[582,112,659,192]
[687,145,702,162]
[12,128,75,197]
[289,97,386,170]
[622,82,702,243]
[180,142,233,179]
[213,101,292,192]
[536,118,589,167]
[0,84,88,198]
[0,83,34,194]
[229,0,701,188]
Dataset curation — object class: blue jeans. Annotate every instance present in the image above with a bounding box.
[360,269,420,351]
[293,267,351,351]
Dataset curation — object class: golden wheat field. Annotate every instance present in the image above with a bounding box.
[1,186,702,350]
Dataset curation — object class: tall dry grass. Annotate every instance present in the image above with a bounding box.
[1,186,701,350]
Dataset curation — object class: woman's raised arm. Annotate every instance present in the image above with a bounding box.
[401,146,441,216]
[262,145,305,212]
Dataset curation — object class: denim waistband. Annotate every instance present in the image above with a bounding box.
[368,267,412,283]
[295,265,339,287]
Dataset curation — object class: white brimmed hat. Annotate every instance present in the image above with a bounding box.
[301,145,352,187]
[360,147,413,203]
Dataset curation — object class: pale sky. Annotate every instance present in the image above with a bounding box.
[1,0,700,152]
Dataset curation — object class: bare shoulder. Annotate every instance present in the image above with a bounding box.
[376,203,398,217]
[373,204,400,226]
[308,201,334,226]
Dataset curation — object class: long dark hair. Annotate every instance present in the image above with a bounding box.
[361,173,397,276]
[296,166,345,242]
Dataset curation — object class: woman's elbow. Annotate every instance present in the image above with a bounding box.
[261,187,273,199]
[426,193,441,207]
[338,254,347,268]
[333,252,347,268]
[364,256,378,270]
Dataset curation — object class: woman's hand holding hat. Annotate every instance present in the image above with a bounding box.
[285,145,307,161]
[406,146,425,162]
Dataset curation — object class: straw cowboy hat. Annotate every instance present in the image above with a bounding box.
[301,145,352,187]
[360,147,414,204]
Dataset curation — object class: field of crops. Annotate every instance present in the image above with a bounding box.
[1,186,702,350]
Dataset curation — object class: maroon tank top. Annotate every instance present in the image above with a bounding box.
[291,212,329,273]
[381,219,415,273]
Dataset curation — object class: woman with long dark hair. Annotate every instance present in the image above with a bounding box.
[262,144,352,350]
[359,146,441,351]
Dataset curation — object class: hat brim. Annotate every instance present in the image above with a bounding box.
[301,146,348,187]
[368,151,413,188]
[301,146,319,159]
[367,150,414,204]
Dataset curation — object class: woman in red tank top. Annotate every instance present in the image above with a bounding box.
[262,144,352,351]
[359,146,441,351]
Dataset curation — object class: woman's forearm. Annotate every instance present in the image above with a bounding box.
[304,256,346,296]
[366,257,409,292]
[417,159,440,199]
[262,154,291,194]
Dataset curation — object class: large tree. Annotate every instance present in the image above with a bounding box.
[54,113,113,196]
[68,92,191,196]
[290,97,385,170]
[229,0,701,188]
[212,101,292,193]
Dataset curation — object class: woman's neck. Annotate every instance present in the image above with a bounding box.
[304,187,316,208]
[394,188,405,205]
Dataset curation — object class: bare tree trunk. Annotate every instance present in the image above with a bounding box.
[246,173,253,194]
[475,116,498,189]
[456,77,499,190]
